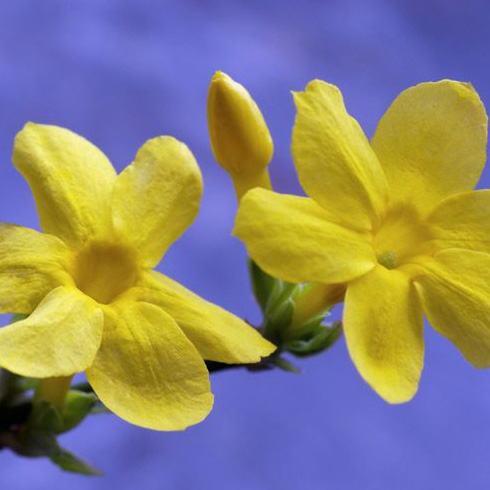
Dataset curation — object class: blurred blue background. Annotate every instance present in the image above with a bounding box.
[1,0,490,488]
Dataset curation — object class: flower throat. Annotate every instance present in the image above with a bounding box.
[73,242,139,304]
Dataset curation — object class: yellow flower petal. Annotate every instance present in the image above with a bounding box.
[86,301,213,431]
[426,190,490,253]
[13,123,117,246]
[292,80,389,231]
[234,188,376,284]
[371,81,488,214]
[0,224,72,313]
[124,271,276,363]
[0,287,103,377]
[411,249,490,368]
[343,265,424,403]
[111,137,202,268]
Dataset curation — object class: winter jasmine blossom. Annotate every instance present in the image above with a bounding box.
[0,123,274,430]
[235,80,490,402]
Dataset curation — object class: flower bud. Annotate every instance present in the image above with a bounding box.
[207,71,273,199]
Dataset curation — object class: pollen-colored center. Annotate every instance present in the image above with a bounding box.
[373,204,433,270]
[73,242,139,304]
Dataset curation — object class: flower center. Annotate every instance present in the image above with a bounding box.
[72,242,139,304]
[373,204,433,270]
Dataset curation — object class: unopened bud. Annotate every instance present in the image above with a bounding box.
[207,71,273,199]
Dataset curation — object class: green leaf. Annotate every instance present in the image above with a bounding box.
[60,390,98,433]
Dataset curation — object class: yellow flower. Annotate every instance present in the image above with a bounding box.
[0,123,275,429]
[207,71,273,200]
[235,79,490,403]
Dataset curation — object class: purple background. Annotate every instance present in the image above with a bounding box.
[1,1,490,488]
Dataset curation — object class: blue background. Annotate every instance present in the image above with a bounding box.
[1,1,490,488]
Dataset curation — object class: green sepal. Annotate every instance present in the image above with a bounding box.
[9,402,62,458]
[15,428,102,475]
[283,308,332,342]
[285,321,342,357]
[264,281,296,316]
[261,277,300,343]
[52,381,110,414]
[273,356,301,373]
[49,446,103,476]
[263,298,295,342]
[15,426,60,458]
[60,390,98,433]
[29,401,63,434]
[248,259,277,312]
[90,403,111,415]
[10,400,102,475]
